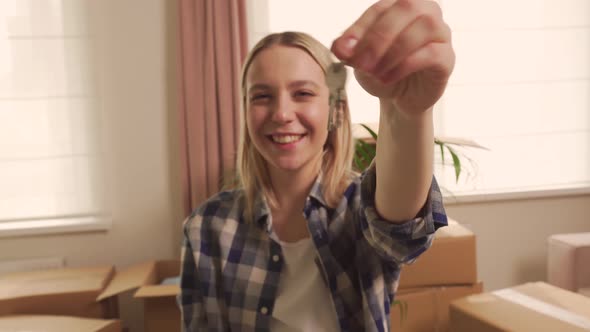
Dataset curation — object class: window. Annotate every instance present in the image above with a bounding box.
[0,0,108,236]
[246,0,590,199]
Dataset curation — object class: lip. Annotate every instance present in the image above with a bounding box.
[266,133,307,150]
[269,132,306,136]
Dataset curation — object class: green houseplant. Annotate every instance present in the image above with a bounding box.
[353,124,485,183]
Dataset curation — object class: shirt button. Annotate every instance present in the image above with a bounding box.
[260,306,268,315]
[272,254,280,262]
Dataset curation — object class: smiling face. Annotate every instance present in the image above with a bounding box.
[245,45,330,175]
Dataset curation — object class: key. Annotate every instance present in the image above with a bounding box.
[325,62,347,130]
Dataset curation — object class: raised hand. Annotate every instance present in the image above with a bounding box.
[331,0,455,115]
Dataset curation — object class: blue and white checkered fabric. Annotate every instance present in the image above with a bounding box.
[178,165,447,331]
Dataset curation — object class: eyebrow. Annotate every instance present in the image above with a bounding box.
[248,80,320,94]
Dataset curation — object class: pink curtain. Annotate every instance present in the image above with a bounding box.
[177,0,248,216]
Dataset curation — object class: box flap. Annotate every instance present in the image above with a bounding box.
[0,266,114,300]
[155,260,181,280]
[451,282,590,332]
[97,261,158,301]
[0,315,121,332]
[134,284,180,298]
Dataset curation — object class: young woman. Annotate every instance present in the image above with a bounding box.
[179,0,454,330]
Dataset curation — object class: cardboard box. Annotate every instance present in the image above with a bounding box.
[391,282,483,332]
[0,265,118,318]
[399,219,477,288]
[547,232,590,293]
[99,260,181,332]
[0,260,181,332]
[0,315,121,332]
[450,282,590,332]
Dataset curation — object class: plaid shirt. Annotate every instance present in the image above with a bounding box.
[178,165,447,331]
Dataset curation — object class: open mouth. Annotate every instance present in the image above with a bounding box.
[268,134,306,144]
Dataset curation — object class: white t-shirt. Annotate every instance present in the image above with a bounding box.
[269,236,341,332]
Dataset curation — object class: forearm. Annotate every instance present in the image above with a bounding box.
[375,99,434,223]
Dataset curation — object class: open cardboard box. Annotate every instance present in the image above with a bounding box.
[99,260,180,332]
[391,282,483,332]
[450,282,590,332]
[0,260,181,332]
[0,265,118,318]
[0,315,121,332]
[399,218,477,289]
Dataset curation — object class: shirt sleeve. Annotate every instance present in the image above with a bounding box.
[358,163,448,265]
[177,217,207,331]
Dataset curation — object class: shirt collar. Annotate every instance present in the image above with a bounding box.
[251,173,330,233]
[253,193,271,232]
[308,172,329,207]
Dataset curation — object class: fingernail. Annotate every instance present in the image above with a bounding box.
[343,37,358,50]
[340,37,358,57]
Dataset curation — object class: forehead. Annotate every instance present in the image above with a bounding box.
[246,45,325,87]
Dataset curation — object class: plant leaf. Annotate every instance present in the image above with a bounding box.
[436,140,446,164]
[353,152,363,171]
[357,139,376,163]
[392,300,407,327]
[447,146,462,182]
[360,124,378,140]
[360,123,377,140]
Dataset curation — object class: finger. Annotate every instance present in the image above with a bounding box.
[380,42,455,86]
[330,0,396,59]
[375,15,451,80]
[345,0,444,73]
[346,1,418,72]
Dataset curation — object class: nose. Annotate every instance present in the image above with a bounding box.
[270,93,296,124]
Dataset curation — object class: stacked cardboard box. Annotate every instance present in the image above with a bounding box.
[547,232,590,297]
[0,260,180,332]
[450,282,590,331]
[0,219,478,331]
[391,218,482,332]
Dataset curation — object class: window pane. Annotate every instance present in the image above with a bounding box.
[0,0,102,223]
[248,0,590,194]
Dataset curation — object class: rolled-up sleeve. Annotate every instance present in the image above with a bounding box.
[177,217,206,331]
[358,164,448,265]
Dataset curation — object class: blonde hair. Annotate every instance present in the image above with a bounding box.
[237,32,354,223]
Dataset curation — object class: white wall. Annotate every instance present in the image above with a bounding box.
[0,1,182,331]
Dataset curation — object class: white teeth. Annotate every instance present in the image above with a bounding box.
[271,135,303,144]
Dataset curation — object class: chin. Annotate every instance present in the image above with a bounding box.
[270,159,304,172]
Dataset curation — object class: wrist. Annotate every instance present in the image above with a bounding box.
[379,98,433,125]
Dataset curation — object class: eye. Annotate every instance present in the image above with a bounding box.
[294,90,315,98]
[250,94,271,102]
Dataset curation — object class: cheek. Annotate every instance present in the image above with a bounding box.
[246,108,264,134]
[302,104,330,134]
[245,111,262,149]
